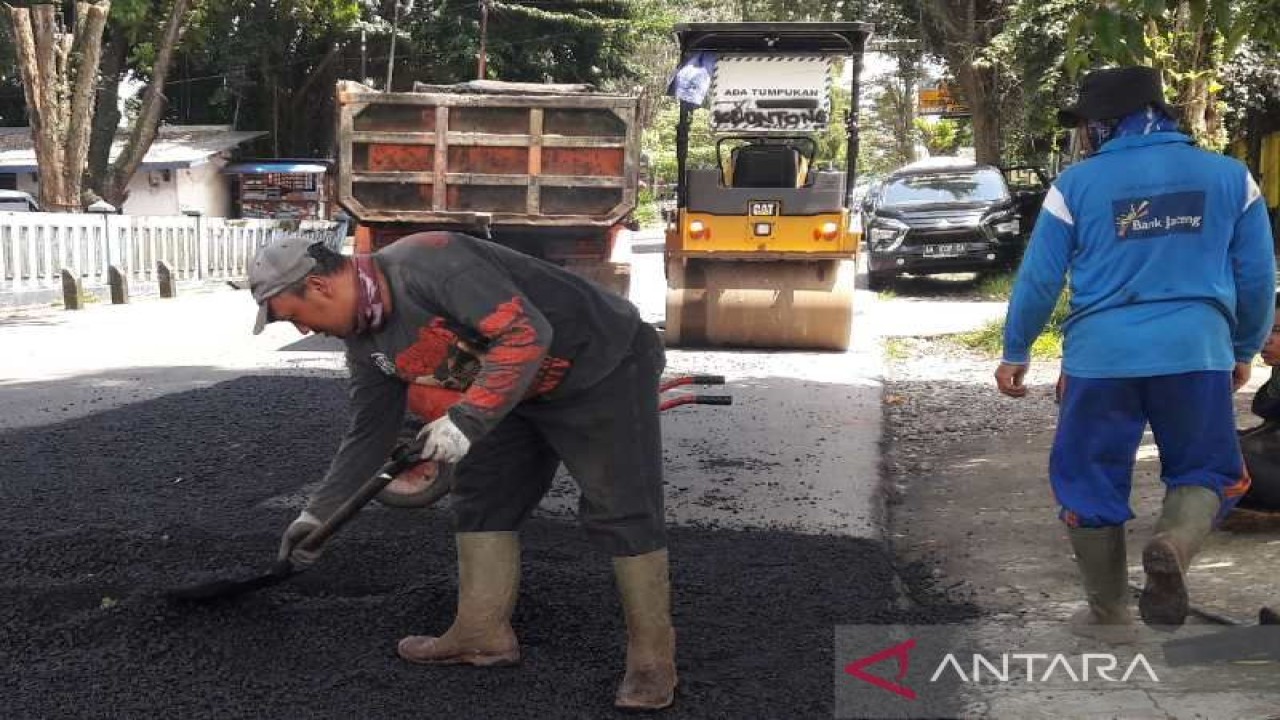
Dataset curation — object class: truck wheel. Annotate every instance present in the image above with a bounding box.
[565,260,631,298]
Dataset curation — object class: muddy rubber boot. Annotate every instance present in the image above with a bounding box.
[397,531,521,667]
[1140,485,1220,629]
[1067,526,1138,645]
[613,549,677,712]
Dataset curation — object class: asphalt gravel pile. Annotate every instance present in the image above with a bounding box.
[0,375,973,719]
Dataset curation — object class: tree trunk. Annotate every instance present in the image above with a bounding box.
[892,55,917,162]
[919,0,1005,166]
[102,0,195,207]
[65,2,109,208]
[1177,75,1210,142]
[954,60,1001,165]
[4,2,110,212]
[86,30,127,200]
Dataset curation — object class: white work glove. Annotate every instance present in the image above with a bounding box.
[416,415,471,464]
[276,510,323,568]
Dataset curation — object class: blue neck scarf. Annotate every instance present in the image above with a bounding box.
[1087,105,1179,150]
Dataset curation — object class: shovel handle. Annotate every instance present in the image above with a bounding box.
[296,443,422,552]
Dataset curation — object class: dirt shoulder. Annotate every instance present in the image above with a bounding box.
[884,329,1280,718]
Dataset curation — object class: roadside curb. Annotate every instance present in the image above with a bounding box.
[852,256,888,541]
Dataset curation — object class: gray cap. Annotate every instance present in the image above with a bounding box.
[249,235,318,334]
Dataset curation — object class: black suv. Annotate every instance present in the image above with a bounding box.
[863,160,1047,288]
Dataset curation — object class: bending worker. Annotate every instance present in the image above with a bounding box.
[248,231,676,711]
[1236,294,1280,511]
[996,66,1275,642]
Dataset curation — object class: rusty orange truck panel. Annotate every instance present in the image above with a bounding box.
[335,80,641,229]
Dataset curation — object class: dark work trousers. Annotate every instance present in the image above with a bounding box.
[1051,371,1249,528]
[451,323,667,556]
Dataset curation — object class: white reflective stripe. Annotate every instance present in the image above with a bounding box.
[1245,172,1263,211]
[1042,185,1074,226]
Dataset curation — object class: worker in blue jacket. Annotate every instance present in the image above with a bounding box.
[997,66,1276,642]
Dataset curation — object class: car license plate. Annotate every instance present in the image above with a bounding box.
[748,201,778,216]
[924,243,966,257]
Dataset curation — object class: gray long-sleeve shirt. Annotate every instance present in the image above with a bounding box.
[307,231,640,517]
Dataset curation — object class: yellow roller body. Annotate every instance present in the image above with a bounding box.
[665,256,855,350]
[679,211,858,255]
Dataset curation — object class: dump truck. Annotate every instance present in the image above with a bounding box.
[664,22,872,350]
[334,79,641,294]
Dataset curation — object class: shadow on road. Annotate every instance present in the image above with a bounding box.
[0,312,64,328]
[278,334,346,352]
[880,272,1002,302]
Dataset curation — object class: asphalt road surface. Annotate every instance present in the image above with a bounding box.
[0,232,968,719]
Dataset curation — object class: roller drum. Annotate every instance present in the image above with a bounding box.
[665,257,854,350]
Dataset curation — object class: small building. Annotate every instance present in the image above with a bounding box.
[0,125,266,216]
[223,160,333,220]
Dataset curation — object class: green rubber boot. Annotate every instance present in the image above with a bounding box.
[1068,525,1138,645]
[397,531,521,666]
[1140,486,1220,629]
[613,549,678,711]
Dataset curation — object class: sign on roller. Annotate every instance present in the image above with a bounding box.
[710,55,833,133]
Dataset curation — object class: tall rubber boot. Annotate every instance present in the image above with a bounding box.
[397,531,521,666]
[613,549,677,711]
[1067,526,1137,645]
[1140,485,1220,629]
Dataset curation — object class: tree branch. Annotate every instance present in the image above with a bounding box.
[922,0,966,45]
[86,29,126,198]
[65,2,110,203]
[106,0,196,205]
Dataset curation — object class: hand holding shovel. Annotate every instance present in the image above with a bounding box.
[169,442,423,602]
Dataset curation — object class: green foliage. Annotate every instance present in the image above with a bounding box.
[110,0,154,34]
[633,185,659,227]
[1062,0,1280,148]
[952,289,1070,359]
[985,0,1088,165]
[642,100,718,190]
[914,117,970,156]
[975,271,1016,299]
[398,1,641,85]
[858,61,918,178]
[149,0,643,155]
[0,19,22,125]
[1222,42,1280,135]
[813,82,851,170]
[884,337,910,360]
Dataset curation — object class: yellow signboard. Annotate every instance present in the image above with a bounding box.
[918,84,969,117]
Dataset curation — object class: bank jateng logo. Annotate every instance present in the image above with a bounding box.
[1113,191,1205,240]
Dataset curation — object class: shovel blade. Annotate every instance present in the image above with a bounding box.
[168,562,298,602]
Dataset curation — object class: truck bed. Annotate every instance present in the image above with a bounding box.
[335,80,641,229]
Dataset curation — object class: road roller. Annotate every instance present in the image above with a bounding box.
[664,22,872,350]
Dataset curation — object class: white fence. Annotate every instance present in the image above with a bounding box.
[0,213,347,295]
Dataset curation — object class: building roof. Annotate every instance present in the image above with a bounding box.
[0,125,267,173]
[224,160,330,175]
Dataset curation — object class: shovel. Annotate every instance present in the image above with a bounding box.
[168,443,423,602]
